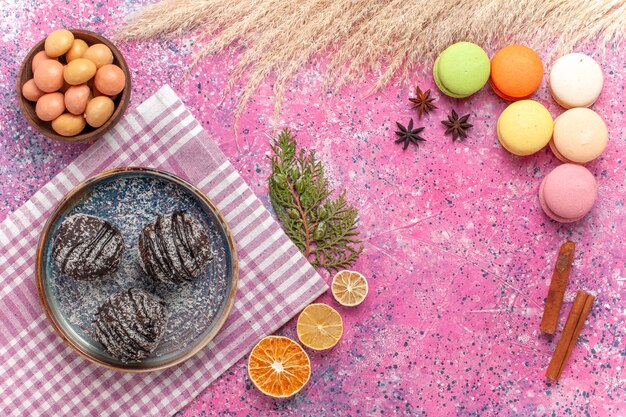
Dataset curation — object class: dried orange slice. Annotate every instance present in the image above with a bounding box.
[331,270,368,306]
[247,336,311,398]
[297,303,343,350]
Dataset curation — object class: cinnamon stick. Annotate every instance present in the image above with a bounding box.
[546,290,595,381]
[540,241,576,334]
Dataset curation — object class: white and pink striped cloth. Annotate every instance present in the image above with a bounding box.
[0,85,327,416]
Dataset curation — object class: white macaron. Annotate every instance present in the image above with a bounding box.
[549,53,603,109]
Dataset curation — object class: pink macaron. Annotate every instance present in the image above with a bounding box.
[539,164,597,223]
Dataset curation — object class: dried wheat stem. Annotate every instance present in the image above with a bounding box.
[116,0,626,127]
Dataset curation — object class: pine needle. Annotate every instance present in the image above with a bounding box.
[267,129,363,272]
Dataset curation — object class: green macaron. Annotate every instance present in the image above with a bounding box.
[433,42,491,98]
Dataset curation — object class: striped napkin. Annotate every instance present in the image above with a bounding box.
[0,85,327,416]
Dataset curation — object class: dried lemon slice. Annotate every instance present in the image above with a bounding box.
[297,303,343,350]
[331,270,368,306]
[248,336,311,398]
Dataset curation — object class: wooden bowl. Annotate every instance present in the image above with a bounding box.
[16,29,131,144]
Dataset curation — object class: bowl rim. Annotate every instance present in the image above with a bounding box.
[35,166,239,372]
[17,29,131,144]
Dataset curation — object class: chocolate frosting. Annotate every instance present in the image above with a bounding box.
[93,288,167,362]
[52,214,124,280]
[138,211,212,284]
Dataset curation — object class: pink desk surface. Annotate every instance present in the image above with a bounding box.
[2,1,625,416]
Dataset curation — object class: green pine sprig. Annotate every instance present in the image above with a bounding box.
[268,128,363,272]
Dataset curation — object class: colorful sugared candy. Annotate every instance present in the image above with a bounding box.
[21,29,126,137]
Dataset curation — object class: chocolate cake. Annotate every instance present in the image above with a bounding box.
[52,214,124,280]
[93,288,167,362]
[138,211,212,284]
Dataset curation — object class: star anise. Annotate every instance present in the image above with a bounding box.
[409,86,437,118]
[442,110,473,142]
[395,118,426,150]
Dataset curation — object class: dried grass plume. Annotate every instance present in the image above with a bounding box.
[116,0,626,121]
